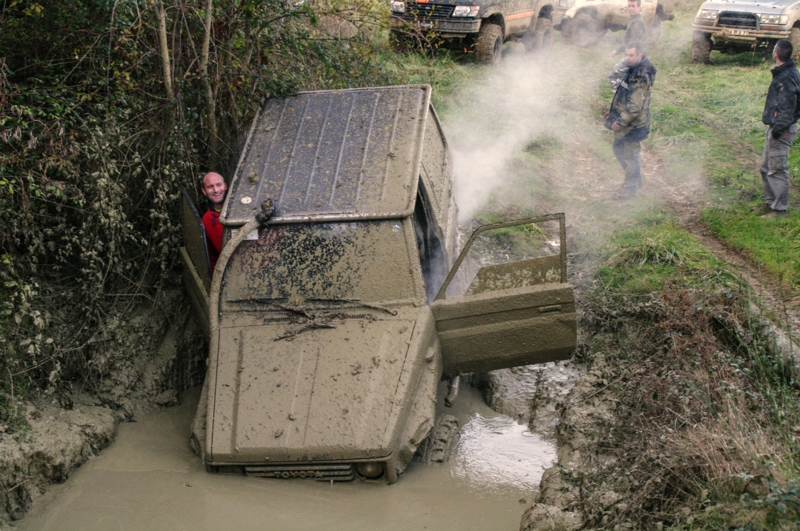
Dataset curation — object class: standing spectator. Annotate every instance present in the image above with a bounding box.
[610,0,646,58]
[201,171,227,271]
[608,0,648,91]
[759,39,800,217]
[605,42,656,199]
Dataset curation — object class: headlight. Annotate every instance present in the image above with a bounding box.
[759,13,789,25]
[452,5,480,17]
[391,1,405,14]
[696,9,719,20]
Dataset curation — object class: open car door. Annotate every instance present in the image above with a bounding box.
[179,186,212,338]
[430,214,576,375]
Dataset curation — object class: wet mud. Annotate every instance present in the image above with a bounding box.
[14,377,567,531]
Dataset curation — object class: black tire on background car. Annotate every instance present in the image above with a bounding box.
[568,13,603,47]
[524,17,554,54]
[691,31,711,64]
[791,26,800,60]
[648,17,662,44]
[475,22,503,64]
[416,415,460,464]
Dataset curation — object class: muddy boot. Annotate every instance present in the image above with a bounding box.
[445,375,460,407]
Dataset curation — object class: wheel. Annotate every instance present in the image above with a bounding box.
[567,13,603,47]
[791,27,800,60]
[475,22,503,64]
[691,31,711,64]
[524,17,554,54]
[648,17,662,45]
[416,415,460,464]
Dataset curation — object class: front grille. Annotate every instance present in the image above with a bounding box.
[717,11,758,29]
[245,463,355,481]
[407,3,454,19]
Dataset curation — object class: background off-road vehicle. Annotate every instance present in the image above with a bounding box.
[180,85,577,483]
[690,0,800,63]
[389,0,561,64]
[558,0,673,47]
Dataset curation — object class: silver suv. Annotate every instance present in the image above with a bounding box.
[691,0,800,63]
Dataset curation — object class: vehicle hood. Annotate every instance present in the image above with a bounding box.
[207,308,425,463]
[699,0,791,13]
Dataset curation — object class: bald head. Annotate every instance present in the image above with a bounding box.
[201,172,227,209]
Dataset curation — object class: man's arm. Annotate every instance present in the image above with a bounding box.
[772,78,800,138]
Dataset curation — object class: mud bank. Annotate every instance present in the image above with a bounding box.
[0,397,115,522]
[0,290,206,525]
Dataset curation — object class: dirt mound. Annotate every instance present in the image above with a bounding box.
[0,396,115,523]
[0,290,206,523]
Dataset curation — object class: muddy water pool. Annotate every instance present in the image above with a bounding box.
[15,384,555,531]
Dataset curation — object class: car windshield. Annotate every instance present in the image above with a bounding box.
[222,220,417,307]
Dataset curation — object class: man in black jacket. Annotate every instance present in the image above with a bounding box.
[606,42,656,199]
[760,39,800,217]
[610,0,646,58]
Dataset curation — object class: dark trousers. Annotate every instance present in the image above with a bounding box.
[613,136,642,195]
[760,123,799,212]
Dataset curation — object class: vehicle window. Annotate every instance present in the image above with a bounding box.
[413,182,447,303]
[441,218,565,299]
[222,221,417,307]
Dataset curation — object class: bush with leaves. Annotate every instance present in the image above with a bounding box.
[0,0,397,403]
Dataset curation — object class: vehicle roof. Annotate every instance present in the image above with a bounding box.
[221,85,434,226]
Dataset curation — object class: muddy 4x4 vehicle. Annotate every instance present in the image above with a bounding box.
[690,0,800,63]
[558,0,673,47]
[389,0,561,64]
[180,85,577,483]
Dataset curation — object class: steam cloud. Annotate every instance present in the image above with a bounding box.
[442,46,610,222]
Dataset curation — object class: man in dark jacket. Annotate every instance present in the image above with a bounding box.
[606,42,656,198]
[610,0,647,58]
[759,39,800,217]
[608,0,648,91]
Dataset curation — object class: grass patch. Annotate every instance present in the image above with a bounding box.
[704,206,800,290]
[598,210,736,294]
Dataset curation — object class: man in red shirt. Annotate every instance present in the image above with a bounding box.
[200,172,227,272]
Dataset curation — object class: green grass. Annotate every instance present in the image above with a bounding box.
[598,209,737,294]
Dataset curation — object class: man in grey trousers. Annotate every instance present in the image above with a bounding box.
[760,39,800,217]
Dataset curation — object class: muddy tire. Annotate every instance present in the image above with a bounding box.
[567,13,603,47]
[475,22,503,64]
[524,18,554,54]
[648,17,662,45]
[416,414,460,464]
[791,27,800,60]
[691,31,711,64]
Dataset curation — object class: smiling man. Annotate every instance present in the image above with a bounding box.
[200,171,228,271]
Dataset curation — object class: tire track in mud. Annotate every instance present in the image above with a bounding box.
[643,145,800,337]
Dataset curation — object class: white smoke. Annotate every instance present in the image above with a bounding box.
[441,45,618,222]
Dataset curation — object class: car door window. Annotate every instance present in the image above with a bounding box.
[436,214,567,301]
[413,181,448,303]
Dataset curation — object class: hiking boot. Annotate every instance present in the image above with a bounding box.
[611,189,636,200]
[761,209,787,218]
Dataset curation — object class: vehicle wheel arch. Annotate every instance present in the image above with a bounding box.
[481,13,506,36]
[573,7,599,20]
[538,5,553,20]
